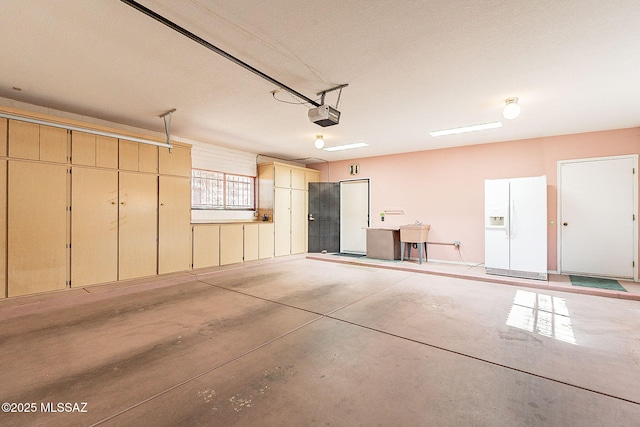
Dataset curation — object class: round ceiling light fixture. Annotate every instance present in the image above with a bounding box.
[503,97,521,120]
[314,134,325,149]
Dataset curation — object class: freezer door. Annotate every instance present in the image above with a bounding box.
[509,176,547,274]
[484,179,510,270]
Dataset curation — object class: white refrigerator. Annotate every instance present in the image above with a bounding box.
[485,175,548,280]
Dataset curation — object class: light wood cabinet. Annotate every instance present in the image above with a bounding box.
[119,172,158,280]
[139,143,158,173]
[159,176,192,274]
[291,168,306,190]
[2,108,193,298]
[8,120,39,160]
[0,160,5,298]
[159,144,191,177]
[258,222,274,259]
[71,167,118,287]
[8,121,68,163]
[119,140,138,171]
[259,162,316,257]
[0,118,7,157]
[193,225,220,269]
[274,164,291,188]
[291,189,307,254]
[8,161,68,296]
[274,187,291,256]
[243,223,259,261]
[39,125,67,163]
[220,224,244,265]
[306,169,321,186]
[96,136,118,169]
[72,131,96,166]
[73,132,118,169]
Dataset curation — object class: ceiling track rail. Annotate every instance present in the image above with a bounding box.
[0,112,173,149]
[120,0,321,107]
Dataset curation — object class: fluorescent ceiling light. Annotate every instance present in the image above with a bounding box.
[323,142,369,152]
[429,121,503,137]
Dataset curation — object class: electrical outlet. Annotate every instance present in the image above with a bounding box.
[454,241,460,249]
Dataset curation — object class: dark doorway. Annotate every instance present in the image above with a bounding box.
[308,182,340,253]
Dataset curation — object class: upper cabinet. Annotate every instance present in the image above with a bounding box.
[72,131,97,166]
[0,118,7,157]
[8,120,68,163]
[95,135,119,169]
[119,139,139,171]
[73,131,119,168]
[8,120,39,160]
[139,143,158,173]
[159,143,191,177]
[119,139,158,173]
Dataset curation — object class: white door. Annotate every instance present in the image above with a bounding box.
[340,179,369,254]
[559,156,637,279]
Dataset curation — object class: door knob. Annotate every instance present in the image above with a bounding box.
[563,222,568,226]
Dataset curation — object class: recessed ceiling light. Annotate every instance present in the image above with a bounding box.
[323,142,369,152]
[428,121,503,137]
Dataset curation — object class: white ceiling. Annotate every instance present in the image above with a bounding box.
[1,0,639,162]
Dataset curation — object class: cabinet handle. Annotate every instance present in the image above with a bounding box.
[563,222,568,226]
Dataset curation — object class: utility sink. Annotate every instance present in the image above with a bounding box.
[399,224,430,243]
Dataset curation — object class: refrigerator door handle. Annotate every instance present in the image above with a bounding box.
[505,202,510,237]
[510,200,515,238]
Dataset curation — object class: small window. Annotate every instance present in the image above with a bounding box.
[191,169,255,210]
[226,174,254,209]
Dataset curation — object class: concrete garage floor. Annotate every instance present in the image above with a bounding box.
[1,257,639,426]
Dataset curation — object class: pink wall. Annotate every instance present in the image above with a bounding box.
[308,127,640,270]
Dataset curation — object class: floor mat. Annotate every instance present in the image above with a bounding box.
[569,275,627,292]
[333,252,366,258]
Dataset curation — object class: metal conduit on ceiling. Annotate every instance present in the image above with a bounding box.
[0,112,173,149]
[120,0,322,107]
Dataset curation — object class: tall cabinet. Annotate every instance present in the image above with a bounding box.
[258,162,320,256]
[0,108,192,299]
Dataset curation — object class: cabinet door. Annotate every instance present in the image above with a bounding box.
[290,189,307,254]
[71,167,118,287]
[119,172,158,280]
[8,120,39,160]
[274,187,291,256]
[159,145,191,177]
[306,170,321,186]
[39,125,67,163]
[243,223,259,262]
[220,224,244,265]
[72,131,96,166]
[96,136,118,169]
[139,143,158,173]
[193,225,220,269]
[158,176,192,274]
[0,118,7,157]
[8,161,68,296]
[258,223,274,259]
[291,168,306,190]
[0,160,5,297]
[119,140,139,171]
[274,165,291,188]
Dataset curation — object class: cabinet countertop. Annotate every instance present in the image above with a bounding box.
[191,220,273,225]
